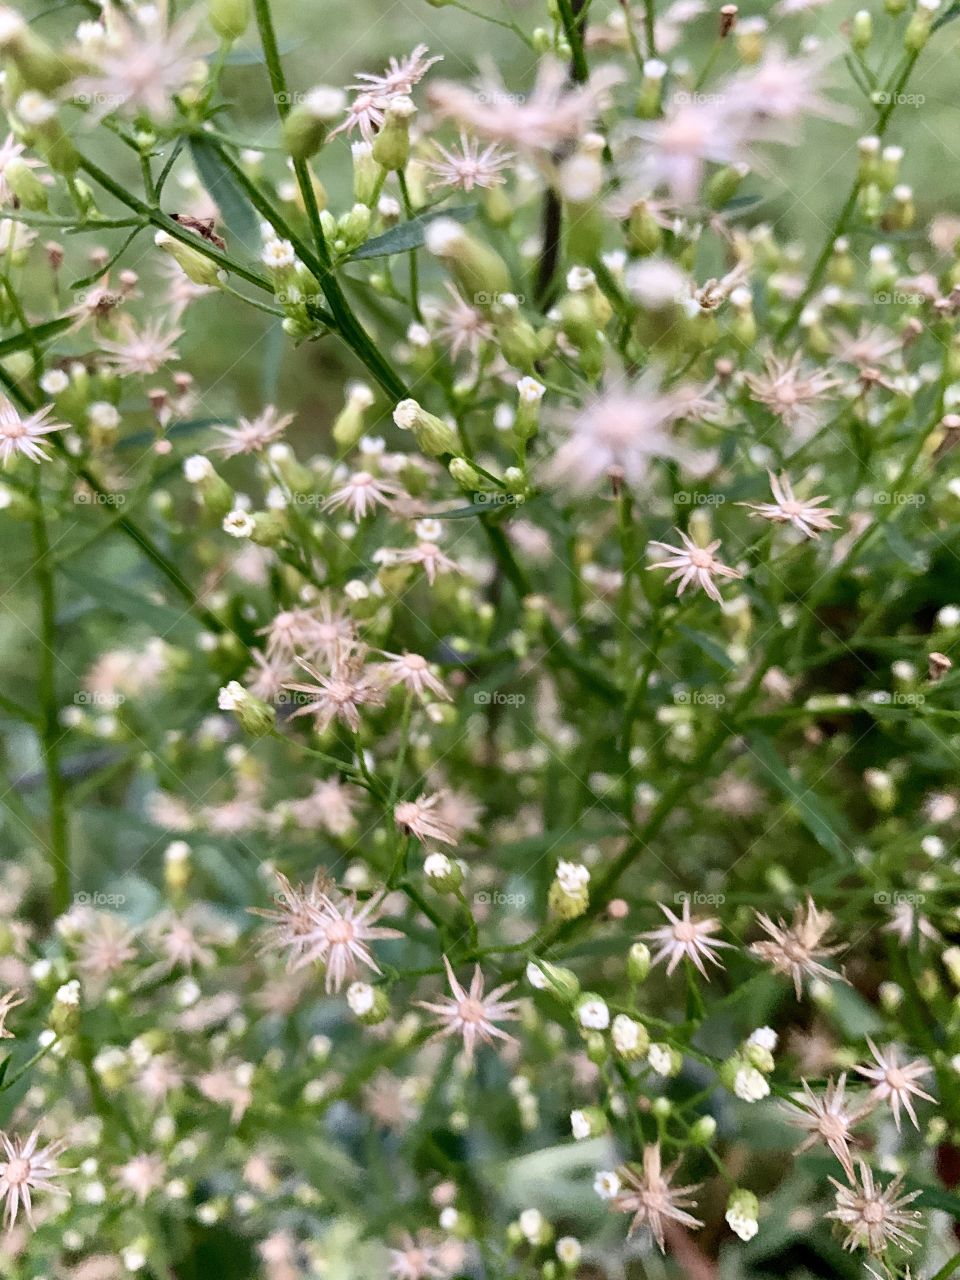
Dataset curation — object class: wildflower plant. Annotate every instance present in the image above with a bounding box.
[1,0,960,1276]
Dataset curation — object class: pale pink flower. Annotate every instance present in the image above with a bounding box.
[386,541,463,586]
[855,1040,934,1132]
[744,351,839,437]
[244,649,291,704]
[882,902,941,948]
[418,956,520,1063]
[98,318,181,376]
[0,1127,69,1230]
[394,793,458,845]
[424,132,513,192]
[610,1143,703,1251]
[428,58,621,159]
[723,42,847,145]
[619,94,738,205]
[258,602,355,667]
[647,529,743,604]
[827,1161,923,1255]
[75,914,137,985]
[323,470,403,520]
[433,283,493,363]
[114,1153,164,1205]
[287,780,360,837]
[197,1064,253,1124]
[639,898,733,978]
[0,398,65,466]
[547,377,708,494]
[71,2,208,121]
[750,897,846,998]
[388,1232,445,1280]
[213,406,293,458]
[332,45,442,140]
[783,1075,870,1180]
[252,870,335,969]
[376,651,449,702]
[739,471,839,539]
[312,894,401,993]
[283,653,385,734]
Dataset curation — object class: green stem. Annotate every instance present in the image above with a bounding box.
[31,472,70,916]
[776,48,921,340]
[556,0,589,82]
[249,0,408,400]
[397,170,423,325]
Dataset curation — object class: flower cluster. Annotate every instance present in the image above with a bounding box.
[0,0,958,1275]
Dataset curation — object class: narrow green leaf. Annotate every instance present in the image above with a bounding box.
[188,136,260,255]
[70,227,144,290]
[746,732,853,861]
[0,315,73,359]
[348,204,477,261]
[931,1252,960,1279]
[0,1056,10,1090]
[676,624,735,671]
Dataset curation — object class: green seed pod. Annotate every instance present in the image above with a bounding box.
[424,217,512,309]
[392,399,458,456]
[372,96,415,171]
[282,86,346,161]
[154,230,225,288]
[210,0,250,41]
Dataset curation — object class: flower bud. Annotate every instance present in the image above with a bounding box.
[575,994,610,1031]
[851,8,872,50]
[627,941,651,983]
[706,161,749,210]
[611,1013,649,1059]
[15,92,78,174]
[209,0,250,41]
[332,381,376,449]
[183,454,234,518]
[372,96,415,171]
[217,681,276,736]
[283,86,346,161]
[570,1106,607,1139]
[154,230,226,289]
[530,960,581,1004]
[636,58,666,117]
[423,851,462,893]
[648,1042,683,1076]
[448,456,483,490]
[626,199,663,255]
[742,1040,775,1073]
[3,156,46,211]
[905,0,939,51]
[164,840,192,893]
[689,1114,718,1144]
[424,217,512,309]
[0,9,73,93]
[393,398,458,456]
[726,1188,759,1241]
[49,979,81,1037]
[346,981,390,1024]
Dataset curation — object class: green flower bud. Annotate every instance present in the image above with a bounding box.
[689,1114,718,1145]
[570,1105,607,1139]
[627,199,663,254]
[15,92,78,174]
[338,202,372,249]
[0,10,73,93]
[584,1031,607,1065]
[154,230,226,288]
[49,979,81,1037]
[530,960,581,1005]
[449,456,483,490]
[4,156,46,210]
[706,162,749,210]
[725,1188,759,1242]
[851,8,872,50]
[627,941,651,983]
[423,851,463,893]
[491,296,540,370]
[393,398,458,456]
[217,681,276,736]
[210,0,250,40]
[424,217,512,309]
[611,1013,650,1060]
[372,96,415,171]
[183,454,234,519]
[651,1096,672,1119]
[332,382,376,449]
[742,1041,775,1073]
[346,981,390,1025]
[282,86,346,161]
[250,510,287,547]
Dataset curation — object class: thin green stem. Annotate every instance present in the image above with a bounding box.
[31,471,70,916]
[556,0,589,82]
[397,170,423,325]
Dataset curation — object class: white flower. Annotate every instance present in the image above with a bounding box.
[556,1236,582,1265]
[217,681,244,711]
[612,1014,643,1055]
[222,510,255,538]
[570,1110,591,1140]
[556,861,590,894]
[55,980,80,1006]
[594,1170,621,1200]
[577,998,609,1030]
[519,1207,545,1242]
[734,1065,770,1102]
[648,1043,674,1076]
[748,1026,778,1052]
[346,982,375,1016]
[726,1208,759,1241]
[526,962,548,989]
[183,454,213,483]
[423,852,453,881]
